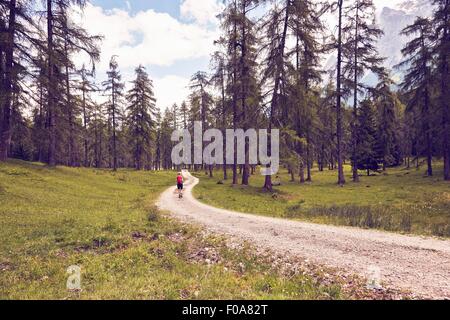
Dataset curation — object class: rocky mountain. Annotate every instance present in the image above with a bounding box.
[378,1,434,75]
[321,0,434,85]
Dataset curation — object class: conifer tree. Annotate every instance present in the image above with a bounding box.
[397,17,435,176]
[356,99,382,176]
[374,70,402,170]
[126,65,157,170]
[260,0,290,191]
[431,0,449,180]
[103,56,124,171]
[342,0,385,182]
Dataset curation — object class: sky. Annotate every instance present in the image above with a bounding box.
[76,0,407,111]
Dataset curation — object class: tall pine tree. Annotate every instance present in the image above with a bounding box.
[126,65,157,170]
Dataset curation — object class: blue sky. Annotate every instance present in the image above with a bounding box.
[92,0,181,17]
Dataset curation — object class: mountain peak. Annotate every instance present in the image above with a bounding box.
[377,1,433,71]
[398,0,434,16]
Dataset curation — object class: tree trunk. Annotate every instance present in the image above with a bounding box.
[299,161,305,183]
[47,0,56,166]
[425,87,433,177]
[352,3,360,183]
[37,92,44,163]
[306,134,312,182]
[82,86,89,167]
[64,35,75,167]
[112,81,117,171]
[221,66,227,180]
[98,122,103,168]
[232,0,238,185]
[0,0,16,162]
[264,0,290,191]
[336,0,346,185]
[319,144,325,172]
[240,1,250,186]
[442,0,449,180]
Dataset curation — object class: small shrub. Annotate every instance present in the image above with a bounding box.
[92,236,111,248]
[285,200,305,218]
[148,206,160,222]
[364,210,374,229]
[431,223,450,237]
[102,220,118,232]
[400,213,412,233]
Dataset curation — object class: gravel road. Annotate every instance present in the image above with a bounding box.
[157,172,450,299]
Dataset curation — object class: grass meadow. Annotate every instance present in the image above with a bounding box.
[193,163,450,237]
[0,160,347,300]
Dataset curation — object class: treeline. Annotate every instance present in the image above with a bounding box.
[0,1,161,170]
[0,0,448,188]
[166,0,448,189]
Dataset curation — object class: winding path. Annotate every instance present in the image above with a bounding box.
[157,171,450,299]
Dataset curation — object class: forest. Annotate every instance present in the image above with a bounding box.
[0,0,448,186]
[1,0,449,302]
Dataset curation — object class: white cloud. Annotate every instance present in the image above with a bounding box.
[180,0,223,25]
[153,75,191,110]
[374,0,405,13]
[70,3,219,110]
[322,0,407,30]
[75,4,218,72]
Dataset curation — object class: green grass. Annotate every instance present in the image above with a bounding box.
[0,160,346,300]
[193,163,450,237]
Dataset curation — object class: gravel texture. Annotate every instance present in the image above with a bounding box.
[158,172,450,299]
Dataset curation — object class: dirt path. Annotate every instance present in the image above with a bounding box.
[157,172,450,299]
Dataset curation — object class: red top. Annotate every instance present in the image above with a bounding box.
[177,175,183,184]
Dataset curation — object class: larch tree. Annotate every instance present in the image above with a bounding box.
[288,0,325,183]
[356,99,382,176]
[42,0,100,166]
[179,101,189,130]
[218,0,241,184]
[431,0,449,180]
[0,0,16,161]
[397,17,435,177]
[89,101,106,168]
[0,0,43,161]
[334,0,346,185]
[235,0,260,186]
[317,78,338,171]
[78,65,98,167]
[374,70,402,170]
[211,48,230,180]
[260,0,290,191]
[171,103,178,130]
[126,65,157,170]
[103,56,124,171]
[341,0,384,182]
[154,111,162,170]
[189,71,213,176]
[159,108,175,170]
